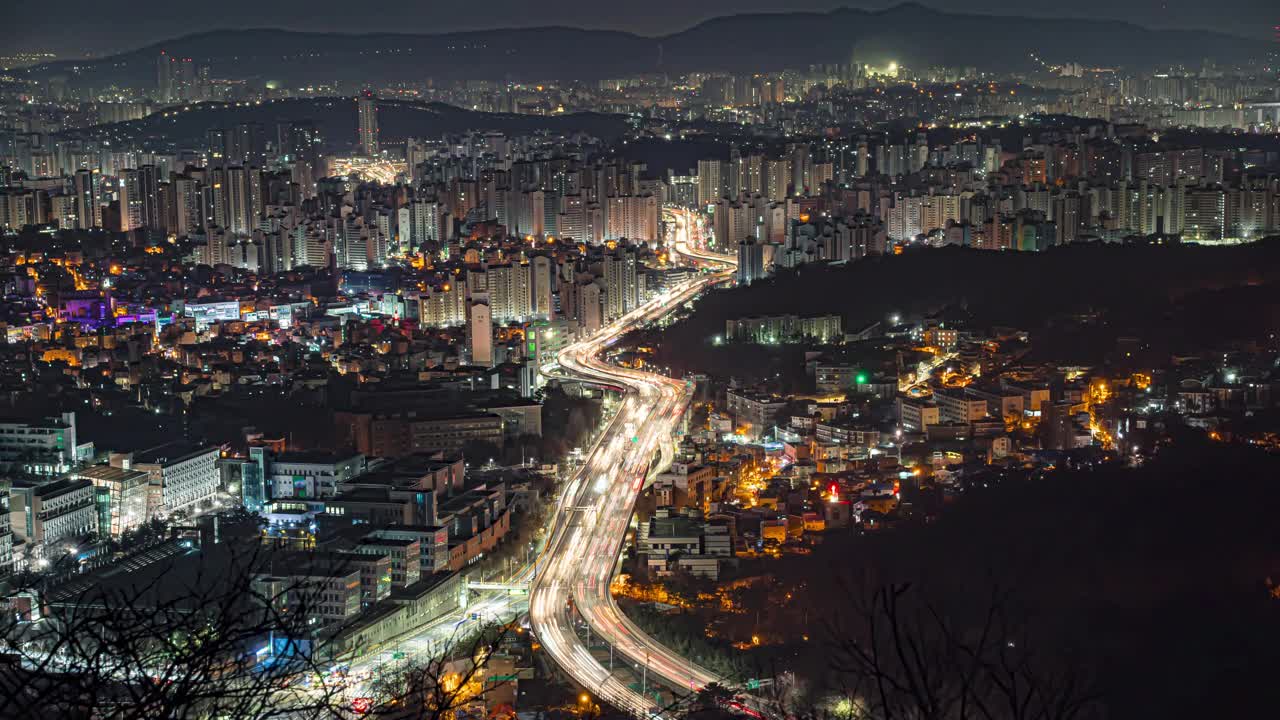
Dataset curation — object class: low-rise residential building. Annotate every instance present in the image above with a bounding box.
[815,364,860,395]
[725,313,842,344]
[934,387,991,425]
[323,488,422,528]
[1001,380,1052,413]
[336,410,505,457]
[897,396,941,431]
[9,477,98,555]
[368,525,451,575]
[726,389,787,437]
[440,482,512,570]
[355,536,422,588]
[132,443,221,516]
[967,384,1026,420]
[637,508,735,579]
[255,564,363,628]
[322,571,465,659]
[480,397,543,440]
[0,482,11,576]
[272,550,393,609]
[652,462,719,512]
[0,412,87,476]
[816,366,897,399]
[814,420,882,447]
[267,451,367,500]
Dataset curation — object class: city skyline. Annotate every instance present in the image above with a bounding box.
[2,4,1279,719]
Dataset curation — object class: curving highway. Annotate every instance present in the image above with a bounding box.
[667,207,737,270]
[530,214,737,717]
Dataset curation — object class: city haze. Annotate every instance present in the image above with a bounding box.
[7,0,1277,56]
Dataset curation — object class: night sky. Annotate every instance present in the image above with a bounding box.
[10,0,1278,57]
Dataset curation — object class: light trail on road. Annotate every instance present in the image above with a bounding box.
[530,215,738,717]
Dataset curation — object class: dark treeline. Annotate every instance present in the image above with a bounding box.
[651,239,1280,378]
[757,441,1280,718]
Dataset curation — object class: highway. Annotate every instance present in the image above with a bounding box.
[339,208,736,716]
[530,209,738,717]
[667,206,736,270]
[330,157,407,184]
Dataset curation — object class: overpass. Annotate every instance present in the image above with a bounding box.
[530,269,740,717]
[1244,101,1280,126]
[467,579,531,593]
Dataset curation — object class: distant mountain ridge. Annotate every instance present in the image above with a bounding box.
[21,3,1268,89]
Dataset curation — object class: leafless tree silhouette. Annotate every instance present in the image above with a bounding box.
[362,622,516,719]
[0,541,341,719]
[0,540,515,720]
[816,580,1102,720]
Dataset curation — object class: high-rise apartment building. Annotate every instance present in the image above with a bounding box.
[737,238,765,285]
[357,92,379,156]
[420,281,466,328]
[224,166,253,236]
[118,169,143,232]
[531,255,554,320]
[856,140,870,177]
[171,175,202,237]
[493,262,534,322]
[558,192,588,242]
[155,51,196,103]
[577,280,603,334]
[602,246,638,321]
[697,159,723,209]
[156,53,173,102]
[604,194,659,242]
[517,189,546,237]
[468,294,493,367]
[1183,186,1226,242]
[766,158,790,202]
[73,169,100,229]
[138,164,162,231]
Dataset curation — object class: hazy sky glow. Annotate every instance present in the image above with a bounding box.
[10,0,1277,57]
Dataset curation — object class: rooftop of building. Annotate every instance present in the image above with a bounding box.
[11,475,92,496]
[438,484,504,512]
[132,441,217,466]
[71,463,150,484]
[327,486,403,504]
[365,409,502,422]
[359,535,419,549]
[273,450,364,465]
[0,414,73,429]
[646,508,707,538]
[375,524,448,535]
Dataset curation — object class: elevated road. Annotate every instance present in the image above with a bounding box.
[530,249,736,716]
